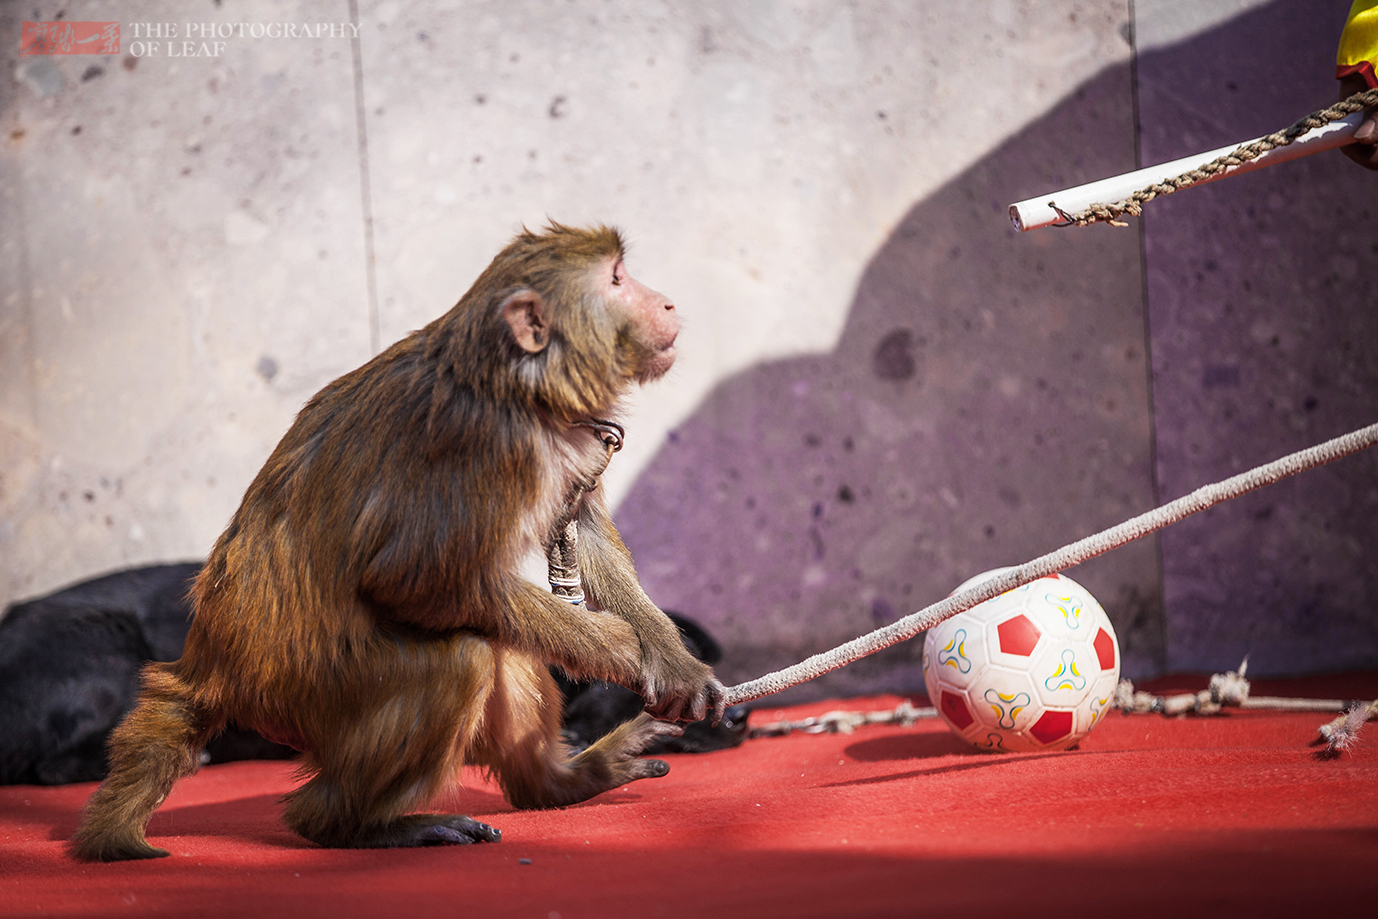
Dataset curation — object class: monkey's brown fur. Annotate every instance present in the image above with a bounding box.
[72,224,723,860]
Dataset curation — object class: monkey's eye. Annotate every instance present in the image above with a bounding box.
[611,264,623,286]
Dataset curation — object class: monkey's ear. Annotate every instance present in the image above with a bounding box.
[501,291,550,354]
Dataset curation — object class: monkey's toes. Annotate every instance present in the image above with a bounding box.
[628,757,671,780]
[622,712,685,756]
[417,821,502,846]
[380,814,502,847]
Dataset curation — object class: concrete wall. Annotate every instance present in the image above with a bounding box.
[1136,1,1378,675]
[2,0,1373,699]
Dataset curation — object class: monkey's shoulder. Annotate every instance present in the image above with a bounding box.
[273,345,530,471]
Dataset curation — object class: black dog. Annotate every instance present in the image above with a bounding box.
[0,564,746,785]
[0,564,291,784]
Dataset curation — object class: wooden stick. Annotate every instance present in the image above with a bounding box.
[1009,112,1364,232]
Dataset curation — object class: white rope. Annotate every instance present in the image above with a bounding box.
[723,423,1378,707]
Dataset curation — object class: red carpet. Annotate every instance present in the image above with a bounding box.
[3,674,1376,918]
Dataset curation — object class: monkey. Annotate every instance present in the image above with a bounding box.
[72,223,725,860]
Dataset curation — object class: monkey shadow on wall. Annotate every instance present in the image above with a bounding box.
[619,61,1164,703]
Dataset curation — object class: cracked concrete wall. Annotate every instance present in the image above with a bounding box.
[2,0,1373,695]
[2,1,373,606]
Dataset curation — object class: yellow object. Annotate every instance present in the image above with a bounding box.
[1338,0,1378,86]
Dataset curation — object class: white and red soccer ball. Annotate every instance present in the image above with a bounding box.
[922,570,1120,752]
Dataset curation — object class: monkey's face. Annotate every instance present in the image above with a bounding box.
[598,257,679,382]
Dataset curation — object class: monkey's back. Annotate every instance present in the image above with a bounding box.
[177,327,544,728]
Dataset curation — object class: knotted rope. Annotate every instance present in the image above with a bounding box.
[742,663,1375,757]
[546,419,624,605]
[1318,700,1378,755]
[1056,87,1378,227]
[722,423,1378,707]
[1112,658,1343,716]
[1113,658,1377,757]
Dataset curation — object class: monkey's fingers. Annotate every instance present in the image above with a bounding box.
[706,678,727,727]
[647,679,725,725]
[645,692,691,723]
[639,673,684,721]
[653,695,689,723]
[686,689,707,723]
[680,680,723,726]
[641,684,661,710]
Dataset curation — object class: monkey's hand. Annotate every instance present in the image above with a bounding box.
[573,492,727,724]
[637,649,726,725]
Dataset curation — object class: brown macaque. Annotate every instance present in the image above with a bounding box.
[72,223,724,861]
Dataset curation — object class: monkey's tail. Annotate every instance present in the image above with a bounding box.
[71,662,219,861]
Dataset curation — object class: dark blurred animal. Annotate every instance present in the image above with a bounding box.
[0,563,290,786]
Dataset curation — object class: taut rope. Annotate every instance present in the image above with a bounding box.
[722,423,1378,707]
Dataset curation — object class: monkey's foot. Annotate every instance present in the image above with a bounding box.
[505,713,685,810]
[360,814,502,848]
[70,831,170,862]
[602,712,685,779]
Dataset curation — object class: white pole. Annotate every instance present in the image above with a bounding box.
[1008,112,1365,232]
